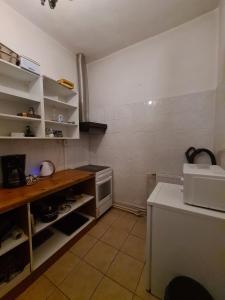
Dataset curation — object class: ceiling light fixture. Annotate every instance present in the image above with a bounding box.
[41,0,58,9]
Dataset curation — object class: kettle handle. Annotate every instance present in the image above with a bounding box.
[40,160,56,177]
[185,147,196,163]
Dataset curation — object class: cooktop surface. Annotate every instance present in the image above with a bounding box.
[76,164,110,173]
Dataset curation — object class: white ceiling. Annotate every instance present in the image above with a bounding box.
[4,0,218,62]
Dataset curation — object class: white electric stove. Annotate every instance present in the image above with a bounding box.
[76,165,113,218]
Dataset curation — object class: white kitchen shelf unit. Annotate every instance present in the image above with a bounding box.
[43,75,79,139]
[0,59,79,139]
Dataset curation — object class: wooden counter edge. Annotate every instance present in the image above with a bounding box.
[0,169,95,213]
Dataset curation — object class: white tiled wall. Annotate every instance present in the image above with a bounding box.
[215,1,225,167]
[90,91,216,208]
[88,11,218,209]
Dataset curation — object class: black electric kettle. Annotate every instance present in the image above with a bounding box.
[185,147,217,165]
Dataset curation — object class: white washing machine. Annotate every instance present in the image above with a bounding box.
[146,182,225,300]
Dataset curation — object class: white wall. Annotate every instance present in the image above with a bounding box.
[0,2,89,177]
[88,10,218,209]
[214,0,225,167]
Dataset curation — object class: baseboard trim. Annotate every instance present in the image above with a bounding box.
[113,202,146,216]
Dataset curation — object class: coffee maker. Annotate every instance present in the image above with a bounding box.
[1,155,26,188]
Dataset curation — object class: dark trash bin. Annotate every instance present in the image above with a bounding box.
[165,276,214,300]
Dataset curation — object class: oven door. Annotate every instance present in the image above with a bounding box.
[96,175,112,208]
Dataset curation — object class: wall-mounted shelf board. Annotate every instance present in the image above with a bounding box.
[0,59,39,83]
[44,137,76,140]
[0,113,41,122]
[33,194,94,235]
[0,136,77,140]
[0,88,40,104]
[0,136,42,140]
[43,76,77,98]
[32,213,95,270]
[0,233,28,257]
[44,97,77,110]
[45,120,77,126]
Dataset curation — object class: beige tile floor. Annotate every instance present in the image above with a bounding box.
[16,208,159,300]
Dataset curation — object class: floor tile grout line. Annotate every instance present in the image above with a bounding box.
[131,232,146,240]
[43,259,83,296]
[76,251,144,295]
[43,274,70,300]
[120,248,146,264]
[134,261,146,295]
[88,271,105,300]
[82,241,119,274]
[45,256,86,296]
[45,240,143,299]
[72,233,99,259]
[47,286,70,300]
[86,220,146,264]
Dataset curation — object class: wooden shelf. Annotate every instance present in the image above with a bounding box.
[33,194,94,235]
[32,213,95,270]
[0,59,39,83]
[45,120,77,126]
[0,170,94,213]
[0,232,28,257]
[0,113,41,122]
[43,76,77,99]
[44,97,77,110]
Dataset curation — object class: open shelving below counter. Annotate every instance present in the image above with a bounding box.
[32,213,95,270]
[44,97,77,110]
[0,265,30,298]
[33,194,94,234]
[0,113,41,122]
[0,232,28,257]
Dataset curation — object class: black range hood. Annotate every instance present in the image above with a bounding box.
[79,121,107,133]
[77,54,107,133]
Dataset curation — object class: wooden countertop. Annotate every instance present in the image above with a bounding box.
[0,169,94,213]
